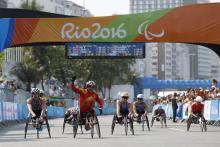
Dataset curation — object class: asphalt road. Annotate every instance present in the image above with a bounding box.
[1,115,220,147]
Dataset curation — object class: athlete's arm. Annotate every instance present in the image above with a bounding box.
[27,98,36,117]
[116,100,121,117]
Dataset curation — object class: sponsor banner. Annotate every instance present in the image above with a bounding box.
[1,4,220,51]
[17,104,23,120]
[47,106,55,117]
[0,101,3,121]
[219,100,220,119]
[3,102,14,120]
[13,103,18,120]
[204,100,212,120]
[210,100,219,121]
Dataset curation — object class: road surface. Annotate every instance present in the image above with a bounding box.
[1,115,220,147]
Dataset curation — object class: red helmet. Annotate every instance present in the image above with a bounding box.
[86,81,96,88]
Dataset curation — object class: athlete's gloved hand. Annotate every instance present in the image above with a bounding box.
[99,108,103,115]
[71,76,76,83]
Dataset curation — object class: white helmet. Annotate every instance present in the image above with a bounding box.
[137,94,143,99]
[31,88,40,94]
[40,90,44,94]
[195,96,203,102]
[121,92,129,97]
[86,81,96,88]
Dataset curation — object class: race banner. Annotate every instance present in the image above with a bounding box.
[210,100,219,121]
[0,101,3,122]
[204,100,212,120]
[1,3,220,51]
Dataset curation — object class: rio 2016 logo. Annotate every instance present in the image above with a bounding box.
[61,20,164,40]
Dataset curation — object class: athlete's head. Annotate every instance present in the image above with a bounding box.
[137,94,144,101]
[121,92,129,101]
[86,81,96,91]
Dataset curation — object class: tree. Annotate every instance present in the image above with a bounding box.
[0,51,5,76]
[10,62,38,92]
[20,0,43,10]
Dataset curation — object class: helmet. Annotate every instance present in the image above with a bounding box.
[40,90,44,94]
[195,96,203,102]
[31,88,40,94]
[72,107,79,114]
[86,81,96,88]
[121,92,129,98]
[137,94,143,99]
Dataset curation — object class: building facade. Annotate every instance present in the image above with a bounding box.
[130,0,218,80]
[0,0,7,8]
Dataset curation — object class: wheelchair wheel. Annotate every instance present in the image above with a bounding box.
[129,118,134,135]
[111,115,116,135]
[90,117,94,139]
[24,117,30,139]
[124,117,128,136]
[201,119,207,132]
[45,117,51,138]
[94,115,101,138]
[72,116,78,138]
[145,116,150,131]
[80,125,83,134]
[187,119,191,131]
[62,118,66,134]
[36,118,40,139]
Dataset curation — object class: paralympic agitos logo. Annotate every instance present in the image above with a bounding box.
[61,19,164,40]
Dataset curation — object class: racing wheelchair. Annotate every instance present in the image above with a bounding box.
[187,114,207,132]
[151,114,167,128]
[72,110,101,139]
[132,114,150,131]
[111,114,134,136]
[62,112,83,134]
[24,112,51,139]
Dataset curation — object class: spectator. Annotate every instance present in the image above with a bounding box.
[172,93,178,123]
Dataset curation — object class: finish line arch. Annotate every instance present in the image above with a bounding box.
[1,3,220,56]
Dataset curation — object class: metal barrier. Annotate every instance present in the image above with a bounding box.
[152,99,220,126]
[0,100,65,122]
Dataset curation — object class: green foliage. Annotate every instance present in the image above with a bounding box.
[0,51,5,76]
[20,0,43,10]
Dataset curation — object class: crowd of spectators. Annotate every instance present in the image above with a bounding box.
[153,79,220,106]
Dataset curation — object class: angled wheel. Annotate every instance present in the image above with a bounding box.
[203,121,207,132]
[145,115,150,131]
[72,116,78,138]
[36,118,40,139]
[201,118,207,132]
[80,125,83,134]
[62,118,66,134]
[187,119,191,131]
[45,117,51,138]
[90,117,94,139]
[111,115,116,135]
[129,117,134,135]
[124,117,128,136]
[94,115,101,138]
[24,117,30,139]
[141,116,145,131]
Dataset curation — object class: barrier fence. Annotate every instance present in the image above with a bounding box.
[152,99,220,122]
[0,100,65,122]
[1,99,220,123]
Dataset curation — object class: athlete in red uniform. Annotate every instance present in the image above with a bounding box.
[70,77,103,130]
[187,96,205,131]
